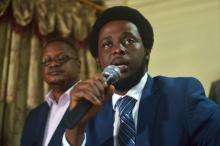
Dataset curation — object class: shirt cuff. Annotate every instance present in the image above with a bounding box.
[62,132,86,146]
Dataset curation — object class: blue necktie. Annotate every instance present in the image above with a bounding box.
[117,96,137,146]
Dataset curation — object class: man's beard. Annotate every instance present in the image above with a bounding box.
[114,59,146,92]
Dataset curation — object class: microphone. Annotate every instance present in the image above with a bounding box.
[64,65,121,129]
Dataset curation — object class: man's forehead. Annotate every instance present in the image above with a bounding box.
[43,41,76,54]
[98,21,140,39]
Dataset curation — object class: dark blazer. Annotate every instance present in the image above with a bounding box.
[21,102,68,146]
[85,75,220,146]
[209,79,220,105]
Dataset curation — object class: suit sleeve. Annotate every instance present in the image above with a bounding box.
[185,78,220,146]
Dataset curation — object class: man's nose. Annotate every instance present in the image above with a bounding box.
[112,44,126,55]
[49,59,61,67]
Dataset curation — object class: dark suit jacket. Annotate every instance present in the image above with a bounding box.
[85,75,220,146]
[209,79,220,105]
[21,102,68,146]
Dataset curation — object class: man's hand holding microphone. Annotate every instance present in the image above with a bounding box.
[64,65,121,146]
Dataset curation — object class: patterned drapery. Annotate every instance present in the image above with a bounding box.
[0,0,102,145]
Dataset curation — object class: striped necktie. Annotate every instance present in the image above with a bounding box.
[116,96,137,146]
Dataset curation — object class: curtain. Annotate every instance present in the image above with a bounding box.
[0,0,102,145]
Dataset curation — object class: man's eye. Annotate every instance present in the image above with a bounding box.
[42,58,51,65]
[57,55,68,63]
[102,42,112,49]
[123,38,136,46]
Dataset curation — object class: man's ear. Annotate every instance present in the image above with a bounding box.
[146,48,151,55]
[145,48,151,59]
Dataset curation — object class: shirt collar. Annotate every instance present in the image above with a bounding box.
[45,86,73,107]
[112,73,148,111]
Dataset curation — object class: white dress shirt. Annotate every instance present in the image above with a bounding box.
[112,73,148,146]
[42,87,72,146]
[63,73,148,146]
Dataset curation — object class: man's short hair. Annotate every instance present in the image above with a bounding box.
[89,6,154,58]
[42,37,79,58]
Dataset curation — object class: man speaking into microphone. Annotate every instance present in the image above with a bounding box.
[64,6,220,146]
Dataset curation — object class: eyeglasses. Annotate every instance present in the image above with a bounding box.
[41,55,76,66]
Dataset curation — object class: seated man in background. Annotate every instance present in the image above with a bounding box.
[209,79,220,105]
[64,6,220,146]
[21,38,81,146]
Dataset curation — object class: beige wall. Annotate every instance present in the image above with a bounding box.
[128,0,220,94]
[105,0,220,94]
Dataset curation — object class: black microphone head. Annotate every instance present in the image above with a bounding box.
[102,65,121,85]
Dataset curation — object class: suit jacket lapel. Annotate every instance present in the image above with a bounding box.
[136,75,162,146]
[38,102,50,146]
[93,99,114,146]
[48,109,69,146]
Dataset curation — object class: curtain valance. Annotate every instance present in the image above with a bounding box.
[0,0,99,41]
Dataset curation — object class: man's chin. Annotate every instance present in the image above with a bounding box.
[113,65,146,92]
[114,77,140,92]
[48,79,64,85]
